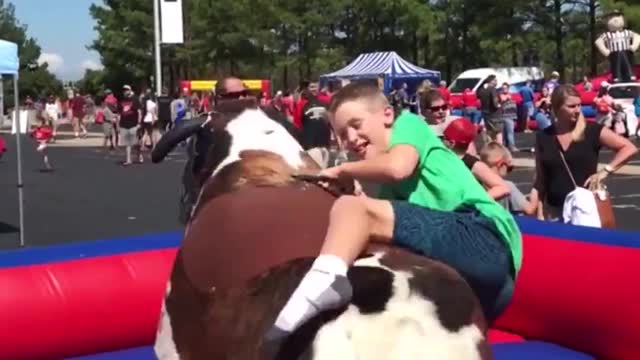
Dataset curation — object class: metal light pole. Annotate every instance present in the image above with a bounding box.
[14,75,24,247]
[153,0,162,96]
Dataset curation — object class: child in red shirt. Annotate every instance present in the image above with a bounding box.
[0,135,6,160]
[31,125,54,170]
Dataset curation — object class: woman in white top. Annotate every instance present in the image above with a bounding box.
[142,95,158,149]
[44,95,60,141]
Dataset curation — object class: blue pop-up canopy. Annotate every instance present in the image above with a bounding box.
[0,39,19,74]
[0,39,25,246]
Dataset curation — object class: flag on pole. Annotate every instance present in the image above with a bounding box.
[160,0,184,44]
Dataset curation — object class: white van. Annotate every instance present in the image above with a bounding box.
[448,67,545,94]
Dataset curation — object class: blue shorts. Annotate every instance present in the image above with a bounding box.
[390,201,515,321]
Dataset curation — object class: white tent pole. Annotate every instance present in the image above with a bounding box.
[14,75,24,247]
[0,77,4,125]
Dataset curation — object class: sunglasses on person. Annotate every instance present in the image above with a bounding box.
[495,159,514,173]
[218,90,249,99]
[428,104,449,112]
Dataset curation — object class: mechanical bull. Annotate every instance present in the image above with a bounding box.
[151,99,492,359]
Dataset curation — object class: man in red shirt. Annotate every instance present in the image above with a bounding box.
[292,82,311,128]
[437,80,451,103]
[317,85,333,105]
[462,88,482,125]
[104,89,118,106]
[70,90,87,138]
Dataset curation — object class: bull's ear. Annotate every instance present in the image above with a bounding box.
[151,119,205,163]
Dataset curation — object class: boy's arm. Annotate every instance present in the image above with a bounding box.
[471,162,510,200]
[527,188,541,217]
[509,184,538,216]
[533,143,546,219]
[332,144,420,183]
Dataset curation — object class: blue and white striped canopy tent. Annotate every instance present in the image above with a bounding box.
[0,39,25,247]
[320,51,441,93]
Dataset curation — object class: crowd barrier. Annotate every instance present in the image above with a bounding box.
[0,220,638,360]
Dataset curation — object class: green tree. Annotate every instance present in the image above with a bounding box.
[89,0,640,93]
[89,0,154,92]
[76,69,106,96]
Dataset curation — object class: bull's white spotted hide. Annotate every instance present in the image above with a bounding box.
[212,108,306,176]
[154,255,484,360]
[310,253,484,360]
[154,282,179,360]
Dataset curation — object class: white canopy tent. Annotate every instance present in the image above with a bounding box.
[0,39,25,246]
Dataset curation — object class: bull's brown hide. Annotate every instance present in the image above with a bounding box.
[193,150,298,217]
[165,150,491,359]
[192,149,346,220]
[185,185,334,292]
[168,185,335,360]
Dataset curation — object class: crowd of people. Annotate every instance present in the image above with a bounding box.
[19,72,640,226]
[17,77,341,172]
[404,77,638,223]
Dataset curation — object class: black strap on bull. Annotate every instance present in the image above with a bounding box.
[291,173,355,197]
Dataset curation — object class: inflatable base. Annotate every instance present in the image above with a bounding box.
[68,342,596,360]
[1,217,639,360]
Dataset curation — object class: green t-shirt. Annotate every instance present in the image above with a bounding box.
[379,111,522,275]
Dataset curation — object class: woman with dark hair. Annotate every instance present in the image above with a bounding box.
[534,84,637,220]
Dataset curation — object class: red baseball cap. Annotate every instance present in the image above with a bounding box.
[443,117,477,145]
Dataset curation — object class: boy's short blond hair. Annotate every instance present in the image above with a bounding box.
[480,141,512,166]
[328,82,389,114]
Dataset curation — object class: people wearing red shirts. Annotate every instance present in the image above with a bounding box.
[104,92,118,106]
[317,86,333,104]
[200,93,211,113]
[281,91,295,123]
[0,135,5,159]
[292,95,307,129]
[437,81,451,103]
[70,90,87,138]
[462,88,482,124]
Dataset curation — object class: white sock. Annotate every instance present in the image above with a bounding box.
[272,254,351,333]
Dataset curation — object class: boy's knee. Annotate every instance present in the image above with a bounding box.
[332,195,366,214]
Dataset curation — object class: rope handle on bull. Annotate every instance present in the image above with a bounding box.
[292,120,357,195]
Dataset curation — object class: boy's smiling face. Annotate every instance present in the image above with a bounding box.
[330,98,394,160]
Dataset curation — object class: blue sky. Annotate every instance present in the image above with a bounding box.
[10,0,102,81]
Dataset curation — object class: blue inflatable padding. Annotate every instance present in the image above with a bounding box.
[2,217,638,270]
[66,342,597,360]
[582,105,596,118]
[493,341,596,359]
[515,217,640,248]
[66,346,157,360]
[0,231,182,269]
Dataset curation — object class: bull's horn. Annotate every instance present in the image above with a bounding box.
[151,119,206,163]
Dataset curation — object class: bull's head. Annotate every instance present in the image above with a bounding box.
[152,99,320,224]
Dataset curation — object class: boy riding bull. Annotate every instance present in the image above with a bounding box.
[266,82,522,349]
